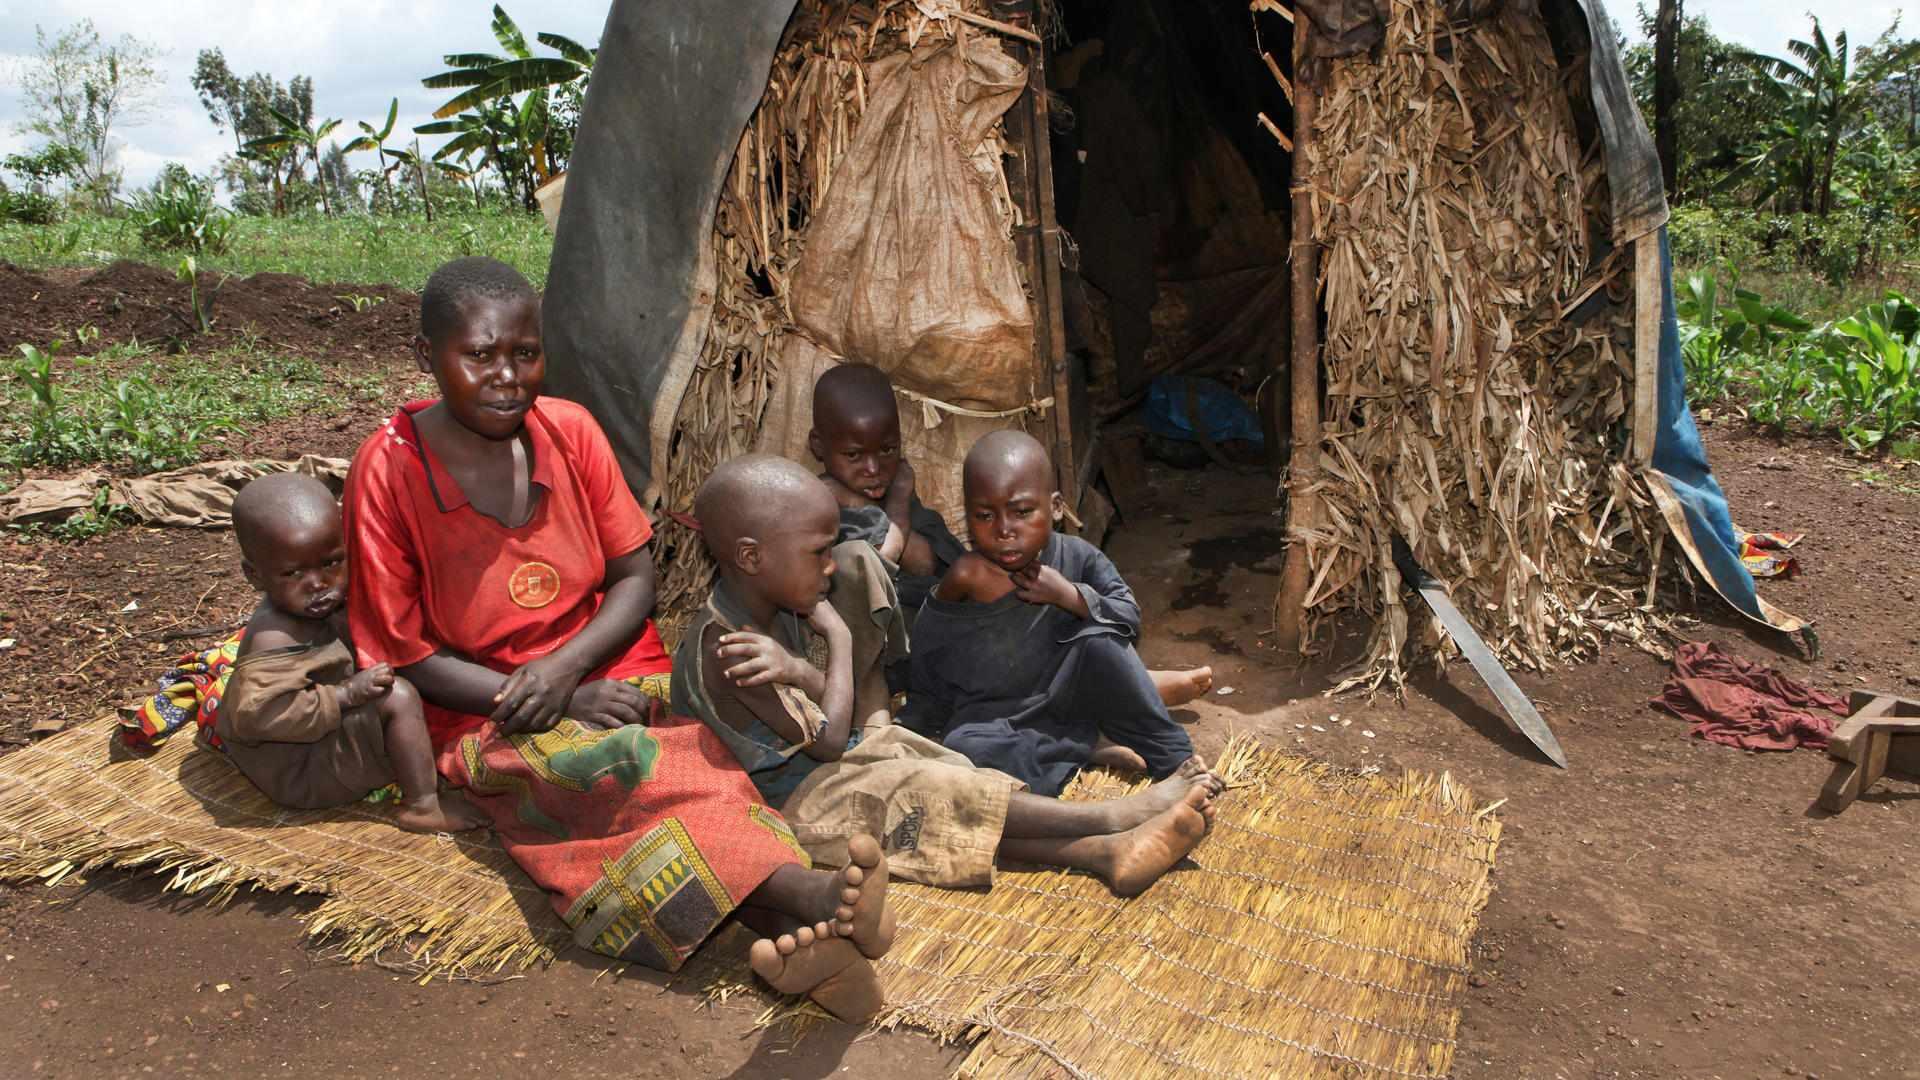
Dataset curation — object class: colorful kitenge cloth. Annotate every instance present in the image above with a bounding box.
[439,674,811,972]
[121,632,243,752]
[1735,529,1805,579]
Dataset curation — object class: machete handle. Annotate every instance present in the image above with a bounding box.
[1389,533,1432,590]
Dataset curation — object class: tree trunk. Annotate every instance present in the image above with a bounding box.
[413,140,434,224]
[1817,130,1838,217]
[1653,0,1682,197]
[312,146,334,217]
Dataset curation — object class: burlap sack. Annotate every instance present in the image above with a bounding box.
[788,35,1037,411]
[756,333,1033,536]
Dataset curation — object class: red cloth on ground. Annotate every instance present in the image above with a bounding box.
[1652,641,1849,751]
[344,397,670,747]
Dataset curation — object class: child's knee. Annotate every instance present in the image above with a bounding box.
[378,675,422,720]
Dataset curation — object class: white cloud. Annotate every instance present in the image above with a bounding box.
[0,0,611,189]
[1612,0,1903,51]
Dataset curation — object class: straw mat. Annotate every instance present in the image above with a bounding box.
[0,716,570,976]
[0,724,1500,1076]
[871,739,1502,1078]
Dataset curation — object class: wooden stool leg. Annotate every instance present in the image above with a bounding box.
[1820,758,1866,813]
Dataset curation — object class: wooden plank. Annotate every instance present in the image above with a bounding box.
[1274,11,1321,653]
[996,0,1078,516]
[1630,234,1661,467]
[1827,695,1900,763]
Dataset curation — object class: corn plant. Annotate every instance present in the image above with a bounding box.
[1821,293,1920,452]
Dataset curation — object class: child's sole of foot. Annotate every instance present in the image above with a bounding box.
[837,833,895,959]
[1101,783,1214,897]
[1151,666,1214,708]
[749,929,885,1023]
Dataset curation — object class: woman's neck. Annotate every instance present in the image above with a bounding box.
[417,401,520,462]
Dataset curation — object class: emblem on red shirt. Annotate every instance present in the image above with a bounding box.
[508,561,561,609]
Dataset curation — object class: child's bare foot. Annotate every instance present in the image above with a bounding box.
[392,792,490,833]
[1097,783,1214,897]
[1095,756,1222,833]
[1151,666,1214,707]
[1089,737,1148,774]
[749,927,885,1022]
[834,834,895,959]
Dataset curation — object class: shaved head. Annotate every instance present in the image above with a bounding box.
[232,473,339,562]
[962,429,1054,499]
[696,454,837,559]
[811,363,899,434]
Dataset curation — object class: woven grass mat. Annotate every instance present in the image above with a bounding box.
[869,739,1503,1078]
[0,722,1501,1077]
[0,716,570,975]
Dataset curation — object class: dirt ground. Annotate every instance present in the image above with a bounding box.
[2,266,1918,1078]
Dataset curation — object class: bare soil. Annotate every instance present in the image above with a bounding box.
[3,267,1918,1078]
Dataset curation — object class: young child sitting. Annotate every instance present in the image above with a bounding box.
[671,454,1222,896]
[215,473,487,833]
[901,431,1206,796]
[808,362,965,616]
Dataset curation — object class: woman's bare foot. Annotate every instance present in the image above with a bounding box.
[1093,756,1222,834]
[392,791,490,833]
[1097,783,1214,897]
[834,834,895,959]
[1089,737,1148,774]
[1151,666,1214,707]
[749,927,885,1022]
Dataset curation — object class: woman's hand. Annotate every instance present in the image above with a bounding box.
[490,655,586,735]
[715,628,814,689]
[567,679,652,730]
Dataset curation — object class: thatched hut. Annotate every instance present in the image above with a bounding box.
[545,0,1801,685]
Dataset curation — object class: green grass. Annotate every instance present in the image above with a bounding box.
[2,339,347,476]
[0,207,554,291]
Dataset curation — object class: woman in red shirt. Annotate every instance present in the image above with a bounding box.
[343,259,890,1016]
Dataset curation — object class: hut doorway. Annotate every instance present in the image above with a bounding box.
[1041,0,1300,504]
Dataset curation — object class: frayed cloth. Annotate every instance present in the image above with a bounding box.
[1652,641,1848,751]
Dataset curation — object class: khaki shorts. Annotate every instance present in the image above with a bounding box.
[781,726,1022,888]
[216,706,396,810]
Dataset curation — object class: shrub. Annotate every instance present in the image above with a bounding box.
[126,170,235,254]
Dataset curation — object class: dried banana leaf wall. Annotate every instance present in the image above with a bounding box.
[552,0,1056,638]
[1271,0,1701,688]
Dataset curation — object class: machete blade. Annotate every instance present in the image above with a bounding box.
[1392,535,1569,769]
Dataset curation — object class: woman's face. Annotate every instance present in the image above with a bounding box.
[415,294,545,441]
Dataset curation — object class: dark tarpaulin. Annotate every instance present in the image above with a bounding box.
[543,0,801,501]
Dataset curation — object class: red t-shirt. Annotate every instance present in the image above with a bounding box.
[344,397,670,747]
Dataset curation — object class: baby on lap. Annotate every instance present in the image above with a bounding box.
[213,473,487,833]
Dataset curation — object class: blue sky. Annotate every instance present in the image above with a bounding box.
[0,0,1908,191]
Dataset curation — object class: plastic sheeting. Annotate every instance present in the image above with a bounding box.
[541,0,802,501]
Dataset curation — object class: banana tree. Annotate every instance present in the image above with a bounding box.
[1741,21,1920,216]
[246,106,343,216]
[420,5,594,190]
[342,98,404,213]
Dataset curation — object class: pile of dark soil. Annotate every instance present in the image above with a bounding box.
[0,260,419,362]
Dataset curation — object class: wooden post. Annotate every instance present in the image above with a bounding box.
[1274,14,1321,652]
[1630,233,1661,467]
[995,1,1078,513]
